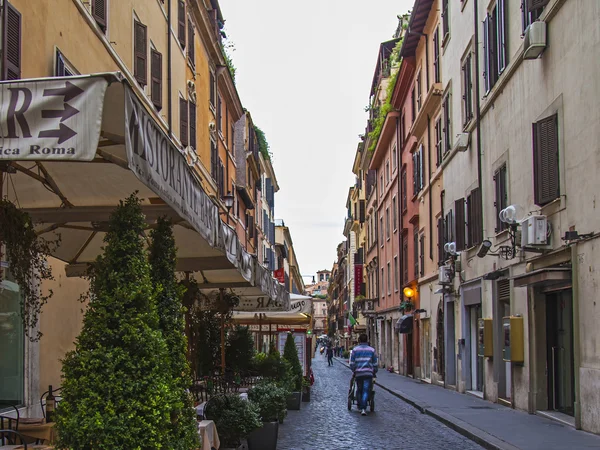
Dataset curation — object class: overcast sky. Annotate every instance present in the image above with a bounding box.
[219,0,413,286]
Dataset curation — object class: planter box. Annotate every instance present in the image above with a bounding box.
[247,421,279,450]
[302,387,311,402]
[286,392,302,410]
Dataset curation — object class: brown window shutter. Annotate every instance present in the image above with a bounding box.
[533,114,559,206]
[210,71,216,106]
[359,200,365,223]
[455,198,465,250]
[150,49,162,110]
[473,187,482,245]
[437,216,445,265]
[189,100,196,150]
[134,21,147,86]
[528,0,549,12]
[187,18,195,66]
[92,0,107,32]
[180,97,188,147]
[178,1,186,49]
[2,1,21,80]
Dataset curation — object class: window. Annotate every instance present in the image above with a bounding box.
[494,164,508,232]
[394,256,399,292]
[177,0,186,49]
[386,208,390,240]
[413,228,419,280]
[55,50,76,77]
[433,26,440,83]
[392,196,398,231]
[412,145,424,195]
[189,100,196,150]
[385,160,390,185]
[134,19,147,86]
[380,174,383,197]
[179,97,188,147]
[443,93,451,153]
[455,198,466,251]
[437,216,445,265]
[217,95,223,133]
[435,117,443,167]
[467,187,483,247]
[483,0,507,93]
[381,268,385,299]
[150,49,162,110]
[419,234,425,277]
[210,139,218,181]
[387,263,391,295]
[442,0,450,40]
[379,216,384,246]
[187,17,195,67]
[92,0,107,33]
[416,71,422,111]
[521,0,547,34]
[533,114,559,206]
[462,53,473,126]
[392,144,398,171]
[400,112,406,148]
[411,88,416,123]
[401,167,407,212]
[209,71,216,108]
[402,237,408,285]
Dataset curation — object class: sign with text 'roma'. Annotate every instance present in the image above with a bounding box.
[0,76,108,160]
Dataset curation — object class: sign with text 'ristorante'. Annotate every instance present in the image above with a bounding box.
[0,76,108,160]
[124,85,219,249]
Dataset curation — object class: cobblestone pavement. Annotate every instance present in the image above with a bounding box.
[278,355,483,450]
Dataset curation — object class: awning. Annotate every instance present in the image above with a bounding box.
[231,294,312,324]
[512,268,571,289]
[0,73,288,309]
[395,314,413,334]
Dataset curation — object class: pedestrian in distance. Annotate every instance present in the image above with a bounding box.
[349,333,378,416]
[326,344,334,366]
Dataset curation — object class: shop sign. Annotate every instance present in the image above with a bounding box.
[354,265,363,295]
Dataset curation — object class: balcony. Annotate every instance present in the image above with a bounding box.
[409,83,443,138]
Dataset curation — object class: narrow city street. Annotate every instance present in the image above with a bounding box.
[278,355,482,450]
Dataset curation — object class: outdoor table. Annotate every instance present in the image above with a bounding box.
[198,420,220,450]
[9,419,56,445]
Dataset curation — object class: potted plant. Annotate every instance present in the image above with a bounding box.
[282,333,303,410]
[301,376,311,402]
[246,381,287,450]
[204,394,261,450]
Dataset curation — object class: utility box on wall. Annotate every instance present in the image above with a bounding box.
[502,316,524,363]
[478,318,493,357]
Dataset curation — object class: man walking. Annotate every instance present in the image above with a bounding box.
[326,344,334,366]
[349,333,378,416]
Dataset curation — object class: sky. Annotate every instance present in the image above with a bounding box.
[219,0,413,286]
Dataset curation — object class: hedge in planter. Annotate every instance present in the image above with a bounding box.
[149,217,199,449]
[56,195,175,449]
[282,333,303,392]
[248,381,287,423]
[204,394,261,449]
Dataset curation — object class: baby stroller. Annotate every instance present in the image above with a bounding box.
[347,373,375,412]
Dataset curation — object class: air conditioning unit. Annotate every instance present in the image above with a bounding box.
[523,21,547,60]
[455,133,470,152]
[520,215,548,246]
[438,265,453,285]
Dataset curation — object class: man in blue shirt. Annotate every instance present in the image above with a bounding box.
[350,333,378,415]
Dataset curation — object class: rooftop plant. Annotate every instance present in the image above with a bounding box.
[254,125,272,161]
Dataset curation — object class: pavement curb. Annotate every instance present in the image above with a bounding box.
[334,358,518,450]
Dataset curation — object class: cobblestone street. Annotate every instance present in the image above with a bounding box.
[278,356,483,450]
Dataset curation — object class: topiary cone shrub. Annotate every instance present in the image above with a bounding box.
[282,333,303,392]
[149,217,199,449]
[56,195,180,449]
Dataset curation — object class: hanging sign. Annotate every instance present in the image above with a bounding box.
[274,267,285,283]
[354,265,363,296]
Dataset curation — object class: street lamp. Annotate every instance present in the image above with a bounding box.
[222,192,234,212]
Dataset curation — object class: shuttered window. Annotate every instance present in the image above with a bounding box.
[467,187,483,247]
[2,1,21,80]
[437,216,445,265]
[401,167,407,212]
[134,20,147,86]
[413,228,419,280]
[455,198,466,251]
[522,0,545,32]
[533,114,559,206]
[483,1,507,93]
[187,18,195,67]
[443,94,451,153]
[150,49,162,110]
[218,159,225,197]
[433,26,440,83]
[445,210,454,248]
[189,100,196,150]
[494,164,508,231]
[92,0,107,32]
[209,71,216,107]
[217,95,222,132]
[435,117,443,166]
[359,200,366,224]
[419,234,425,277]
[177,1,186,49]
[392,197,397,231]
[210,139,218,181]
[441,0,449,38]
[180,97,188,147]
[462,54,473,126]
[402,236,408,285]
[55,50,74,77]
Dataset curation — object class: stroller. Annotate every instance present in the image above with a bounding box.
[347,374,375,412]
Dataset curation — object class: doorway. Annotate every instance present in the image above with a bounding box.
[436,302,445,381]
[496,278,511,402]
[546,290,575,416]
[421,319,431,380]
[469,305,483,392]
[406,332,414,376]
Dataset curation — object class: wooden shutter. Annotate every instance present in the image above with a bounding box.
[437,217,445,264]
[178,0,186,49]
[455,198,465,250]
[187,18,195,66]
[92,0,107,32]
[2,1,21,80]
[483,15,490,92]
[218,160,225,197]
[471,188,482,245]
[359,200,366,223]
[402,237,408,285]
[189,100,196,149]
[533,114,559,206]
[528,0,549,12]
[210,71,216,106]
[150,49,162,110]
[498,0,507,73]
[134,21,147,86]
[180,97,188,147]
[217,96,222,131]
[210,140,218,180]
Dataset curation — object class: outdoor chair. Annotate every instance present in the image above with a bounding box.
[0,405,20,445]
[0,429,26,448]
[40,387,62,420]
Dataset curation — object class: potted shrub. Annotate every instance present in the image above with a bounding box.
[282,333,303,410]
[302,376,312,402]
[204,394,261,449]
[246,381,287,450]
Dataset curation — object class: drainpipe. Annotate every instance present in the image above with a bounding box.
[396,115,403,290]
[473,0,483,198]
[427,115,433,260]
[571,243,582,429]
[167,0,172,136]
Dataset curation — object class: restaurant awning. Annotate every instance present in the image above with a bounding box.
[0,73,288,309]
[231,293,312,324]
[512,267,571,289]
[395,314,413,334]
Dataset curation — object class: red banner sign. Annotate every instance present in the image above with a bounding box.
[273,267,285,283]
[354,265,363,295]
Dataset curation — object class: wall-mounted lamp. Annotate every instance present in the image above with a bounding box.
[403,286,416,299]
[222,192,234,213]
